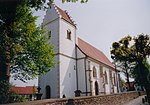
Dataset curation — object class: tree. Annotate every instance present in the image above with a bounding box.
[132,34,150,103]
[0,2,57,82]
[0,1,56,103]
[0,0,88,103]
[111,36,133,91]
[111,34,150,103]
[0,0,88,82]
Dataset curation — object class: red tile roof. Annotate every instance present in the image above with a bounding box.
[55,5,76,27]
[77,38,114,68]
[11,86,38,95]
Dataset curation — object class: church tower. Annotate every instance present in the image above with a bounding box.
[39,4,77,98]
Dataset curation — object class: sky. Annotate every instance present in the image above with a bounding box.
[10,0,150,86]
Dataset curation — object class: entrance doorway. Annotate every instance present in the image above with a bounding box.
[46,85,51,99]
[95,81,99,95]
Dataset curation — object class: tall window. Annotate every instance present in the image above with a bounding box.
[93,66,97,77]
[100,65,103,77]
[104,71,108,84]
[88,61,90,70]
[109,71,113,84]
[114,73,116,86]
[67,29,71,40]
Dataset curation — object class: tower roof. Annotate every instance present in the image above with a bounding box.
[54,5,76,28]
[77,38,114,69]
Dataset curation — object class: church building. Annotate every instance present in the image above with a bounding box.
[39,4,120,99]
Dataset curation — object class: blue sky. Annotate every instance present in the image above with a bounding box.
[10,0,150,86]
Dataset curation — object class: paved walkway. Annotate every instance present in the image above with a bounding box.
[123,95,149,105]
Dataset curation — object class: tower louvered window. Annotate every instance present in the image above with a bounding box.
[67,29,71,40]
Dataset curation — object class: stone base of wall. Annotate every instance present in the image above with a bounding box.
[6,91,146,105]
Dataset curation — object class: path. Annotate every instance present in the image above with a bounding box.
[122,95,149,105]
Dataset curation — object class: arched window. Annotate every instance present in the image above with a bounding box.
[93,66,97,77]
[67,29,71,40]
[114,73,116,86]
[88,61,90,70]
[95,81,99,95]
[100,65,103,77]
[46,85,51,99]
[109,71,113,84]
[105,71,108,84]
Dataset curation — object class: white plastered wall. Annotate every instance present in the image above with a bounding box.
[59,12,77,98]
[39,4,60,98]
[39,57,59,98]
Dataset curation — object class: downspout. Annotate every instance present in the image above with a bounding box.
[75,45,78,90]
[84,57,88,96]
[75,26,78,91]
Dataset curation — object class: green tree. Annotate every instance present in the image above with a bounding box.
[0,4,56,82]
[132,35,150,103]
[0,0,87,103]
[0,2,56,103]
[0,81,10,104]
[0,0,87,83]
[111,34,150,103]
[111,36,133,90]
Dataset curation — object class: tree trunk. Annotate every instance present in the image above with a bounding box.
[124,62,131,91]
[126,69,131,91]
[144,84,150,104]
[0,64,10,103]
[0,62,10,81]
[0,48,10,82]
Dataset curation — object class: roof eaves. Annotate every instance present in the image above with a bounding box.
[88,56,115,69]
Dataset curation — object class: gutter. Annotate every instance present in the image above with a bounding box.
[84,57,88,96]
[75,45,79,90]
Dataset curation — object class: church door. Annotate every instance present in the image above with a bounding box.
[46,85,51,99]
[95,81,99,95]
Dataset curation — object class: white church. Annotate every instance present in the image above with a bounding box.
[39,4,120,99]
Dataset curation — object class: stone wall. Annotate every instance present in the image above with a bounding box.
[5,91,145,105]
